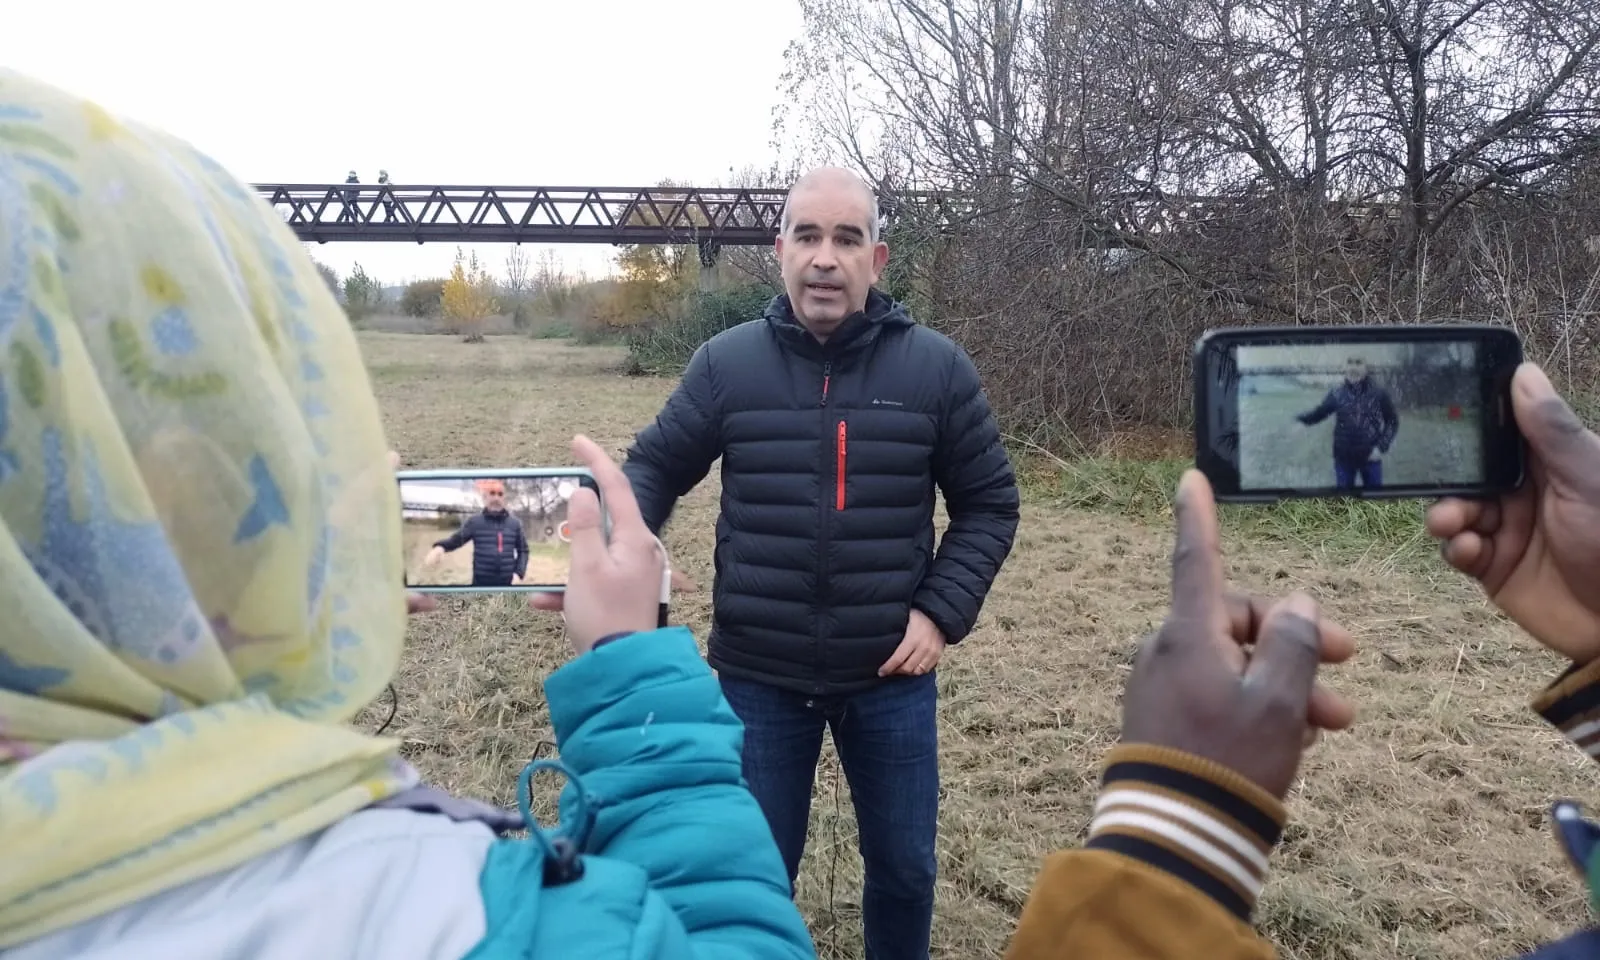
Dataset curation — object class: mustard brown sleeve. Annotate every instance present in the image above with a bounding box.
[1004,744,1284,960]
[1533,657,1600,761]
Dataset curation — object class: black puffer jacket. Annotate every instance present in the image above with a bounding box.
[621,290,1020,696]
[434,509,529,584]
[1296,376,1400,464]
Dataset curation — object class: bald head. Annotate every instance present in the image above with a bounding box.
[781,167,880,243]
[774,166,889,339]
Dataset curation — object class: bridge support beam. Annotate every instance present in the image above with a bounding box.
[697,239,721,293]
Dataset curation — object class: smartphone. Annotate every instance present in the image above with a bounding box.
[1193,324,1525,502]
[397,467,600,592]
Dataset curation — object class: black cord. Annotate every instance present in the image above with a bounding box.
[826,751,842,956]
[374,682,399,735]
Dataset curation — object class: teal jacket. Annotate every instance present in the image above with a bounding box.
[468,625,818,958]
[2,627,818,960]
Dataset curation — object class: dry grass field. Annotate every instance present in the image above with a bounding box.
[358,331,1600,959]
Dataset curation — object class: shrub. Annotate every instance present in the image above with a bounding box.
[624,284,776,376]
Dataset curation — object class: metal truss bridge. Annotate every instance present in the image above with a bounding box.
[254,182,1398,252]
[253,183,952,250]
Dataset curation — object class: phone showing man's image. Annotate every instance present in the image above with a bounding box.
[1193,324,1527,502]
[397,467,600,592]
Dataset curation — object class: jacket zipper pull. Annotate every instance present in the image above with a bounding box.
[820,360,832,407]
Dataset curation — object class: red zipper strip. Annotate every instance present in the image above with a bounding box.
[835,420,847,510]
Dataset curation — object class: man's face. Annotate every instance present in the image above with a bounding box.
[483,485,506,511]
[1345,358,1366,383]
[775,177,889,341]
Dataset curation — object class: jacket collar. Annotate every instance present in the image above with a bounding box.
[764,288,913,361]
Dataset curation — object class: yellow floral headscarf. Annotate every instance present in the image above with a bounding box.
[0,69,413,946]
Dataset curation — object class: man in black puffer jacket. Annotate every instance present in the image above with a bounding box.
[425,480,529,587]
[1294,355,1400,489]
[618,167,1020,960]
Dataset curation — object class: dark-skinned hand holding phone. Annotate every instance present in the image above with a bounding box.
[1007,364,1600,960]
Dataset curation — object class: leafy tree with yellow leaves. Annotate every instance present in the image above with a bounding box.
[441,247,498,343]
[603,179,706,328]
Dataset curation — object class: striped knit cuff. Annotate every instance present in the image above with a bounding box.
[1533,657,1600,758]
[1084,744,1287,924]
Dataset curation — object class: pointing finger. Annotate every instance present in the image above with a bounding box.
[1170,470,1226,636]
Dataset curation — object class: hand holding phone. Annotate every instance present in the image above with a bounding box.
[1426,363,1600,663]
[1194,323,1526,501]
[527,435,666,654]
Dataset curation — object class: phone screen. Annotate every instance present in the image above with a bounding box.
[398,471,596,591]
[1194,325,1524,501]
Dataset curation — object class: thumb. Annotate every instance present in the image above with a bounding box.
[1513,364,1600,488]
[1243,591,1321,716]
[565,485,607,568]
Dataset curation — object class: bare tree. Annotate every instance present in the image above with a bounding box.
[504,246,532,301]
[718,162,790,290]
[774,0,1600,446]
[533,249,566,292]
[1127,0,1600,283]
[500,245,534,330]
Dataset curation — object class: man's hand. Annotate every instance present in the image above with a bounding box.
[1122,470,1357,799]
[511,573,525,586]
[670,568,699,593]
[528,434,664,654]
[424,546,444,566]
[1425,363,1600,664]
[1369,448,1382,461]
[879,608,946,677]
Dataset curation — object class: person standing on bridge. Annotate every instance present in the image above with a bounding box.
[377,169,397,222]
[340,169,360,223]
[612,166,1022,958]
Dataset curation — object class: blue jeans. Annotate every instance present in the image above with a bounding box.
[719,672,939,960]
[1334,456,1383,489]
[1521,929,1600,958]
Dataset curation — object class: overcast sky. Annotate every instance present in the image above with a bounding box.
[3,0,807,286]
